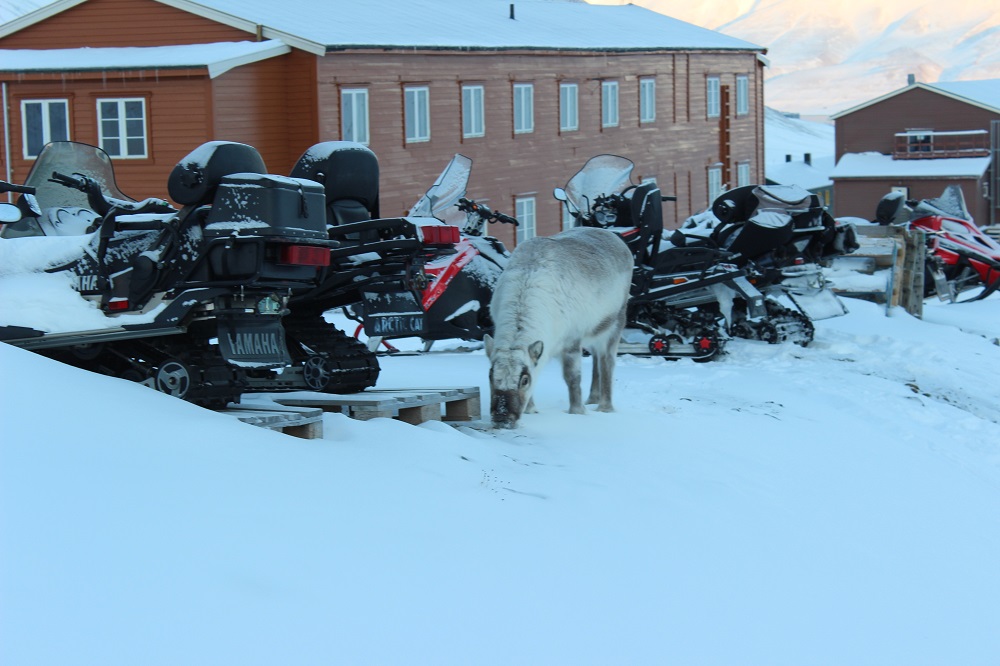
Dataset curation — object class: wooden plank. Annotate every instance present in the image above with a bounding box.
[254,387,481,425]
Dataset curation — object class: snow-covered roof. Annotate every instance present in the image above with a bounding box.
[0,40,290,78]
[1,0,763,56]
[830,152,991,179]
[831,79,1000,119]
[765,157,834,190]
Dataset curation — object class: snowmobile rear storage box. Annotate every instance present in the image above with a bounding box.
[204,173,327,240]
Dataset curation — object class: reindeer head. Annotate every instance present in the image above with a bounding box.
[484,336,544,429]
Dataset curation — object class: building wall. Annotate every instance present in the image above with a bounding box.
[1,70,213,197]
[0,0,247,48]
[835,88,1000,157]
[316,48,764,245]
[835,176,990,224]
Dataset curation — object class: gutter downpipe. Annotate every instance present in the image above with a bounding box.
[2,82,11,199]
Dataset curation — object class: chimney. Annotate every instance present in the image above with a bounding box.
[804,153,812,166]
[785,154,792,162]
[907,73,916,85]
[510,3,515,19]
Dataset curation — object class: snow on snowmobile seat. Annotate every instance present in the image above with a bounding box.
[167,141,267,208]
[290,141,380,227]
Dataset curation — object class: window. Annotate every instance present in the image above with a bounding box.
[706,77,721,119]
[707,165,723,205]
[462,85,485,138]
[640,78,656,123]
[513,83,534,134]
[21,99,70,158]
[560,82,578,132]
[737,163,751,187]
[562,202,575,231]
[515,196,536,244]
[404,86,430,143]
[341,88,369,144]
[98,98,147,158]
[906,130,934,153]
[736,75,749,116]
[601,80,619,128]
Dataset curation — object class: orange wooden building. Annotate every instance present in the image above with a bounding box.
[1,0,767,244]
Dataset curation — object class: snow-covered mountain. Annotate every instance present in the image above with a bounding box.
[589,0,1000,117]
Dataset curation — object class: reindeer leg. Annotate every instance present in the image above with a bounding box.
[562,346,585,415]
[595,306,626,413]
[586,349,601,405]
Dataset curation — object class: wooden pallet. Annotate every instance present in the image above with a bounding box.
[220,403,324,439]
[257,386,482,425]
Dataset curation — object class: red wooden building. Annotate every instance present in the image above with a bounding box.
[1,0,768,244]
[830,79,1000,226]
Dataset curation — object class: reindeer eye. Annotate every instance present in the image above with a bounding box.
[519,374,530,389]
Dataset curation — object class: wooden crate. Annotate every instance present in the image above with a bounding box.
[261,386,482,425]
[221,403,324,439]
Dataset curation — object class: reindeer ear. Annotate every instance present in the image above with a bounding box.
[483,334,494,358]
[528,340,544,365]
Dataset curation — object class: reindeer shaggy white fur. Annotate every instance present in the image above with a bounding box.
[484,226,634,429]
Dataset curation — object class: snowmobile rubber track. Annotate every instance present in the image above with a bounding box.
[272,312,381,394]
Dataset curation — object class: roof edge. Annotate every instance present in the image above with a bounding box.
[0,0,88,40]
[207,40,291,77]
[831,81,1000,120]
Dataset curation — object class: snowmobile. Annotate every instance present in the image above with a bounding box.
[554,155,849,360]
[874,185,1000,302]
[336,152,517,351]
[0,140,411,406]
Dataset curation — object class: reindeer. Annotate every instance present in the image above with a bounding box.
[484,226,634,429]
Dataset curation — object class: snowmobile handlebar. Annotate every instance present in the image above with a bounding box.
[457,197,519,226]
[0,180,36,195]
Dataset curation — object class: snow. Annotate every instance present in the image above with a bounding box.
[0,41,291,79]
[832,152,993,179]
[3,283,1000,663]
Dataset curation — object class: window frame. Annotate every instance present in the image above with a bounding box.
[21,98,70,159]
[513,83,534,135]
[559,82,579,132]
[639,78,656,124]
[736,75,750,116]
[706,76,721,119]
[97,97,148,159]
[404,85,431,144]
[341,88,370,145]
[707,165,724,205]
[462,84,485,139]
[515,196,537,244]
[737,162,751,188]
[601,80,620,129]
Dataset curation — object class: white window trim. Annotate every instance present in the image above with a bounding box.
[341,88,370,145]
[560,82,579,132]
[708,165,724,205]
[515,196,536,244]
[462,84,485,139]
[707,77,721,119]
[21,98,70,159]
[737,162,751,188]
[404,86,431,144]
[513,83,534,135]
[97,97,147,159]
[640,78,656,123]
[602,80,620,128]
[736,75,749,116]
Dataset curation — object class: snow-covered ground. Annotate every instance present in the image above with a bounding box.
[3,291,1000,665]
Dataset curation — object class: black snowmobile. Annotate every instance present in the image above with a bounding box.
[0,140,415,405]
[554,155,849,360]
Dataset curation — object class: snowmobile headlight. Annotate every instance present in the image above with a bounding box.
[257,295,282,315]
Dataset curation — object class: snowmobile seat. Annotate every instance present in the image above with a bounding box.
[167,141,267,208]
[290,142,381,228]
[624,182,663,267]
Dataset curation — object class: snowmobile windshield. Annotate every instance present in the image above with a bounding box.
[913,185,973,222]
[23,142,133,211]
[562,155,635,214]
[409,154,472,226]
